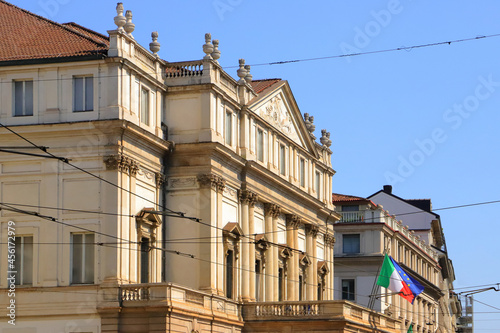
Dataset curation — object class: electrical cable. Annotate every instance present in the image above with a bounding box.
[3,33,500,84]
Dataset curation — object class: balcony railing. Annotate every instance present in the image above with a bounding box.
[118,282,241,318]
[338,211,365,223]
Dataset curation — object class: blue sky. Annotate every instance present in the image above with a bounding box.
[10,0,500,330]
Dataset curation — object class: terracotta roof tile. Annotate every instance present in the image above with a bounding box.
[332,193,367,202]
[250,78,282,94]
[0,0,108,62]
[62,22,110,46]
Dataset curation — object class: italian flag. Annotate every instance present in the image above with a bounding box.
[377,254,414,303]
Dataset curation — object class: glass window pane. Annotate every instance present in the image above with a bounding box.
[72,234,82,284]
[141,88,150,125]
[225,112,232,145]
[14,237,22,284]
[23,237,33,285]
[85,77,93,111]
[74,77,83,112]
[14,81,23,116]
[84,234,94,283]
[24,81,33,116]
[257,129,264,161]
[343,234,360,254]
[300,158,305,187]
[280,145,286,175]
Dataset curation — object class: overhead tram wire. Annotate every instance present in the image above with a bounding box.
[4,114,500,314]
[1,32,500,86]
[5,204,492,327]
[3,194,500,243]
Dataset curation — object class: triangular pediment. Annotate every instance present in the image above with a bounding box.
[248,81,318,157]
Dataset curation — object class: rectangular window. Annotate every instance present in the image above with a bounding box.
[279,144,286,175]
[255,259,262,301]
[71,233,94,284]
[134,79,140,113]
[141,88,150,125]
[14,236,33,285]
[225,111,232,145]
[341,205,359,212]
[278,267,284,301]
[14,80,33,116]
[343,234,360,254]
[315,171,321,199]
[73,76,93,112]
[298,274,303,301]
[299,158,305,187]
[342,279,355,301]
[256,128,264,162]
[225,249,234,299]
[140,237,150,283]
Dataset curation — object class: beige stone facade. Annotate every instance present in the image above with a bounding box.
[0,2,448,333]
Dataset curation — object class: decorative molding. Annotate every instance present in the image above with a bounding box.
[197,174,226,193]
[136,167,156,185]
[169,177,196,189]
[223,185,238,198]
[264,203,281,218]
[104,153,139,176]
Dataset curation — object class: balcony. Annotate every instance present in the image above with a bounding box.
[338,211,365,223]
[117,282,241,319]
[243,300,401,332]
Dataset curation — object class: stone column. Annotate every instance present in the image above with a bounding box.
[312,229,318,299]
[325,234,335,300]
[197,174,225,295]
[286,214,300,300]
[248,192,258,301]
[264,203,280,301]
[239,190,250,302]
[305,224,318,300]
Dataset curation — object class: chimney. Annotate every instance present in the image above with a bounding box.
[383,185,392,194]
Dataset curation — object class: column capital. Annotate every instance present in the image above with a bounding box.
[104,153,140,176]
[197,173,226,193]
[305,224,319,237]
[264,203,281,218]
[286,214,302,228]
[239,189,258,206]
[324,233,336,246]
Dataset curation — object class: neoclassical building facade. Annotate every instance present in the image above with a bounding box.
[0,2,420,333]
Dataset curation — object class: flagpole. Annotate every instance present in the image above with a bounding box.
[368,242,390,309]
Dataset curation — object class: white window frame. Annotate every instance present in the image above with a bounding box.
[225,110,233,146]
[299,157,305,187]
[14,235,33,285]
[279,143,286,176]
[140,87,150,126]
[315,170,321,199]
[70,233,95,284]
[13,80,33,117]
[256,127,265,162]
[73,76,94,112]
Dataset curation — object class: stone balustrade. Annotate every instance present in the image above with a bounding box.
[243,300,399,328]
[118,282,241,317]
